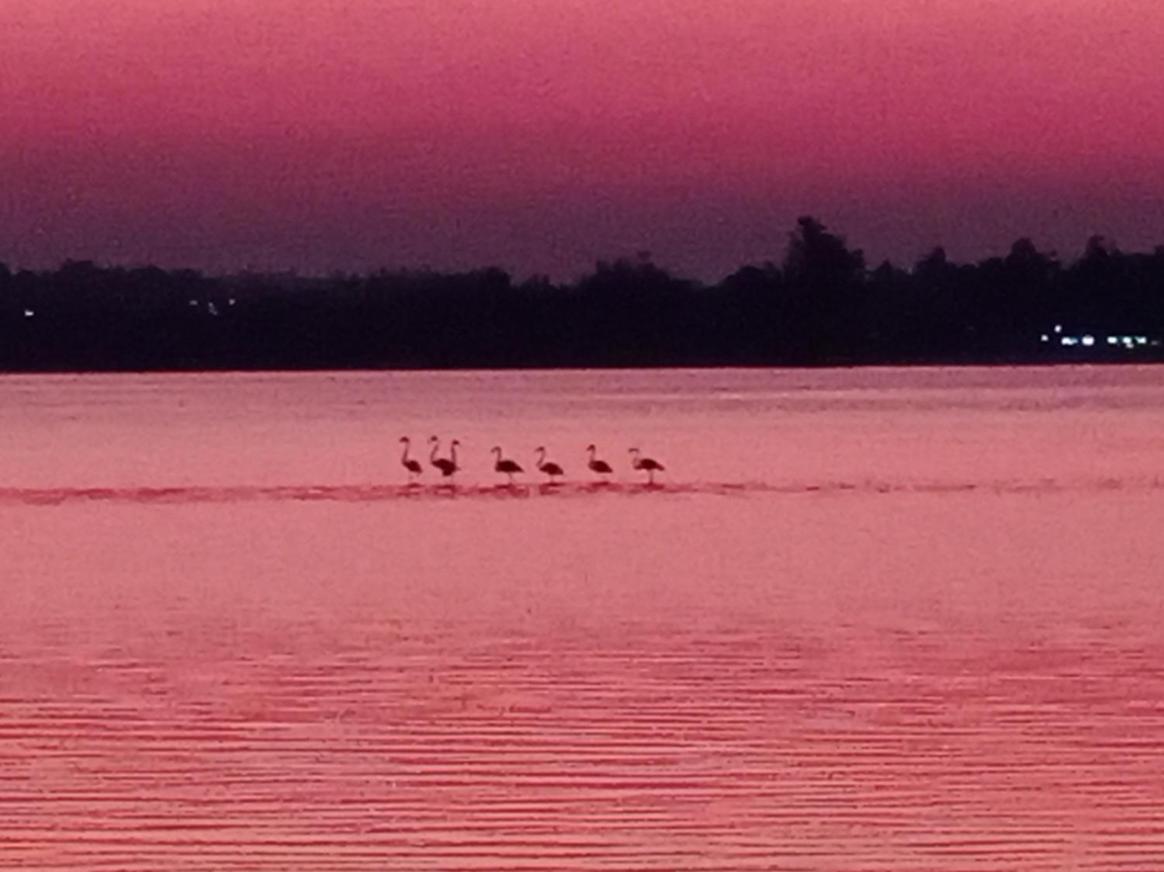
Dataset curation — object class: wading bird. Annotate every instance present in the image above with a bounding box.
[428,436,460,481]
[629,447,665,485]
[491,446,523,484]
[535,447,565,483]
[586,444,613,479]
[399,436,423,482]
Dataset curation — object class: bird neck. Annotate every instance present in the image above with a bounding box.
[429,441,439,463]
[401,441,411,464]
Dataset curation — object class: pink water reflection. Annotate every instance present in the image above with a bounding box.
[1,367,1163,870]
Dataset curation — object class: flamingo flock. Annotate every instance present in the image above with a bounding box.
[399,437,665,487]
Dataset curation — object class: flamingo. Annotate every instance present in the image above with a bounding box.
[428,436,460,481]
[491,446,523,484]
[535,446,565,483]
[629,447,665,485]
[586,444,613,479]
[399,436,423,482]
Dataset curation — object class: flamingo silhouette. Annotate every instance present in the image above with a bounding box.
[399,436,423,482]
[428,436,460,481]
[491,446,523,484]
[586,444,613,480]
[535,446,565,483]
[629,447,665,485]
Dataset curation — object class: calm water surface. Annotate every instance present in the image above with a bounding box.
[1,367,1163,870]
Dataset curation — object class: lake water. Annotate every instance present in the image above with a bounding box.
[1,366,1163,870]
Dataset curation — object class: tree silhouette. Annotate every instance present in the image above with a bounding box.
[0,216,1161,371]
[783,216,865,287]
[781,217,867,359]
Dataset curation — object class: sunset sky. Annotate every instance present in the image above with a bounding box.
[3,0,1163,279]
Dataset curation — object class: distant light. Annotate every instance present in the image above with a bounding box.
[1082,335,1096,347]
[228,298,237,306]
[1106,336,1119,345]
[1053,324,1063,334]
[1136,336,1148,345]
[1061,336,1079,347]
[188,299,199,307]
[1040,334,1050,343]
[23,309,34,318]
[208,302,219,316]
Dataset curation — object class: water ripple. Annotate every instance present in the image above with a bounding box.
[1,475,1162,506]
[4,627,1164,870]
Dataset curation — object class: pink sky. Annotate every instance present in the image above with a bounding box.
[3,0,1163,279]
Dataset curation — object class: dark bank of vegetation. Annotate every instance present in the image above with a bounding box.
[2,217,1163,372]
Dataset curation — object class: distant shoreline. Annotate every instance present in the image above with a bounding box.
[4,218,1161,374]
[1,356,1161,377]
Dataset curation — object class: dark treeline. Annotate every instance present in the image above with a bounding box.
[2,217,1163,371]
